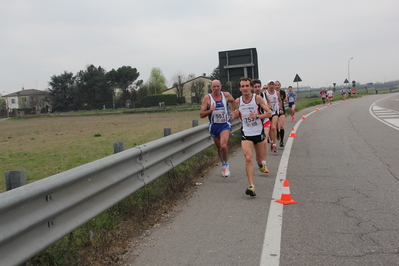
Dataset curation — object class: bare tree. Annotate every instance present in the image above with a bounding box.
[191,79,205,104]
[172,72,187,104]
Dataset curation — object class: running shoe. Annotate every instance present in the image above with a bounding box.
[272,144,277,153]
[280,142,284,147]
[293,116,296,121]
[245,185,256,197]
[222,163,230,177]
[258,162,269,173]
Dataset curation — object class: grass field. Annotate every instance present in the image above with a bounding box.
[0,110,207,192]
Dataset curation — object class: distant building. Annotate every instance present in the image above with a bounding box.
[163,76,212,104]
[2,88,51,113]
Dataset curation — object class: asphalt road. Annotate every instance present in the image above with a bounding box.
[126,93,399,266]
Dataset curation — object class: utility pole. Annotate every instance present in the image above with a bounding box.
[348,57,353,90]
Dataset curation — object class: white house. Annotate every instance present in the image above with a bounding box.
[2,88,51,114]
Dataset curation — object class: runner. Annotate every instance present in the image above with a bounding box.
[262,85,272,143]
[231,77,272,197]
[320,89,327,105]
[287,86,297,122]
[351,87,356,97]
[252,79,270,173]
[265,80,283,153]
[326,88,333,105]
[200,80,235,177]
[340,87,347,101]
[275,81,287,147]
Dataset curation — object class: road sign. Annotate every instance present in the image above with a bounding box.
[367,82,373,85]
[344,79,349,83]
[293,74,302,82]
[293,74,302,92]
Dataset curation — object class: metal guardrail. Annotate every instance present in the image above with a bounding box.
[0,120,241,266]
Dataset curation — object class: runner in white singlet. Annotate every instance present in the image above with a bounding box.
[231,78,272,197]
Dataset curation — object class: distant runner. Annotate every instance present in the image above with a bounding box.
[287,86,297,122]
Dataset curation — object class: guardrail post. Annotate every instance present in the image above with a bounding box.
[164,128,172,136]
[113,142,125,153]
[192,120,198,127]
[5,170,27,265]
[5,170,25,191]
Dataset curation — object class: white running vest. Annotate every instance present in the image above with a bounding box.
[266,89,279,115]
[239,94,263,136]
[260,92,270,123]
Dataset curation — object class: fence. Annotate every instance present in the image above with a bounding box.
[294,85,399,99]
[0,119,241,266]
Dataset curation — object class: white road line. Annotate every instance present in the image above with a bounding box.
[384,119,399,127]
[370,96,399,131]
[260,112,311,265]
[374,112,396,115]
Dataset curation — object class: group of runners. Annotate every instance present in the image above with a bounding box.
[320,87,358,104]
[200,78,297,197]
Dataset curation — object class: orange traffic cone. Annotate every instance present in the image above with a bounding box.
[301,114,306,120]
[289,128,297,138]
[316,107,320,111]
[275,180,298,205]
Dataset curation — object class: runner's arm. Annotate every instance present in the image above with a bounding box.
[230,98,240,120]
[199,95,212,118]
[224,92,236,112]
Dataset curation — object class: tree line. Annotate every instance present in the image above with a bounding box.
[48,65,170,112]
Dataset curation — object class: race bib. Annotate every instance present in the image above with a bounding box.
[213,109,227,123]
[244,116,258,127]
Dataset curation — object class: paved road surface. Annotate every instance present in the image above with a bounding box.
[126,93,399,266]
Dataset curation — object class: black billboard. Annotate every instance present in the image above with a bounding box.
[218,48,258,84]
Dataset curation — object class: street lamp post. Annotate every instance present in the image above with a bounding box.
[348,57,353,89]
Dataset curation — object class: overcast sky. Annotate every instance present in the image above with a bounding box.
[1,0,398,94]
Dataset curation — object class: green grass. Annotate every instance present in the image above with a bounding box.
[0,110,208,192]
